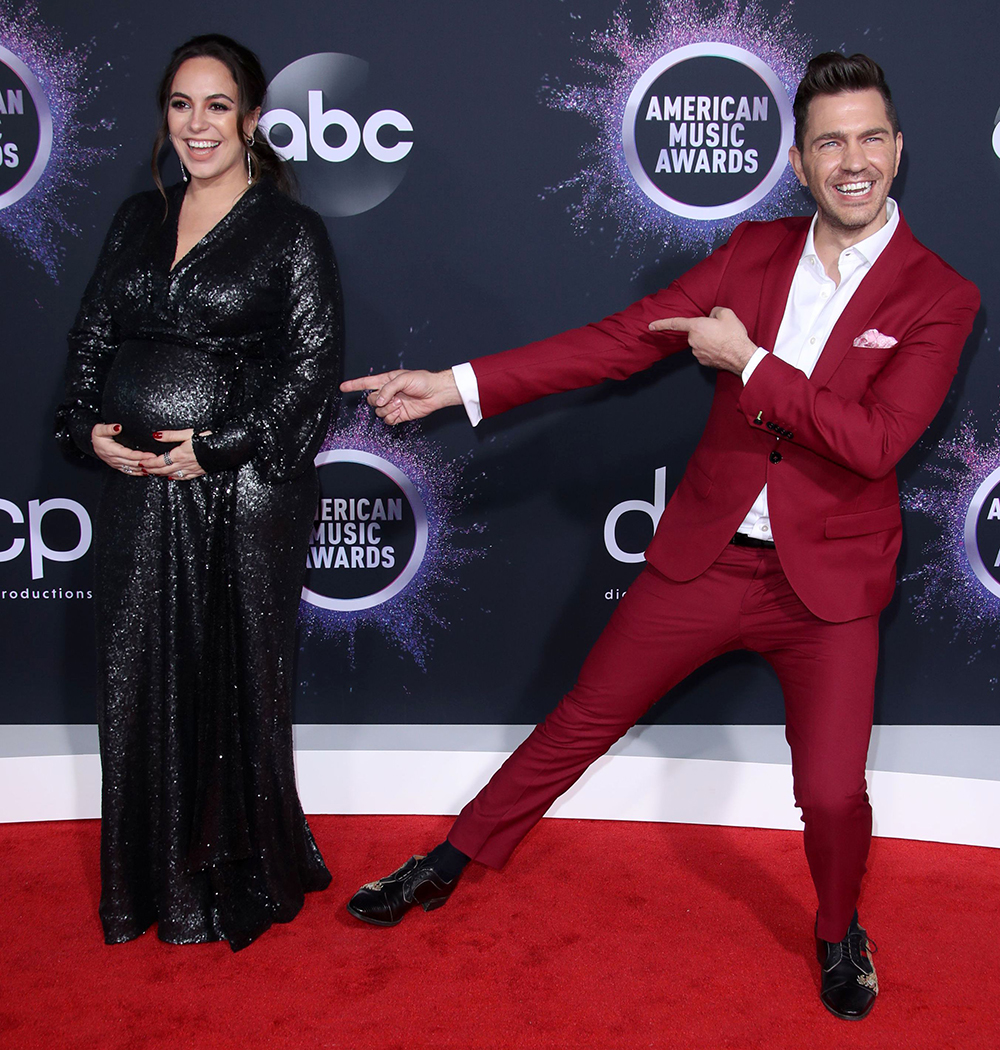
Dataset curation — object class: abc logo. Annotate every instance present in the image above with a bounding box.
[261,52,413,218]
[0,45,52,210]
[622,42,792,220]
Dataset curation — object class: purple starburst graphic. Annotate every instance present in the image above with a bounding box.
[0,1,115,279]
[903,416,1000,660]
[540,0,812,253]
[298,402,485,668]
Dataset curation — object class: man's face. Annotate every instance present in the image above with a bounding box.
[789,88,902,240]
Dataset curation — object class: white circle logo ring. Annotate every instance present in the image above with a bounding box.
[622,42,793,221]
[964,465,1000,599]
[302,449,428,611]
[0,44,53,209]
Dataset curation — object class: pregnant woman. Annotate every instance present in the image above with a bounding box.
[55,34,342,950]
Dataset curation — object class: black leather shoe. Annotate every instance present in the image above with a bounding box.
[816,911,878,1020]
[347,855,458,927]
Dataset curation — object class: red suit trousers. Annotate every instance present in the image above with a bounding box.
[448,545,879,943]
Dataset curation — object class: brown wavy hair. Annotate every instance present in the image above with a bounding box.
[151,34,295,200]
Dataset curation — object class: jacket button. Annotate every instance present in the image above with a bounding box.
[766,421,776,430]
[769,450,782,464]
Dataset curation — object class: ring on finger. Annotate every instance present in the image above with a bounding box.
[174,470,185,479]
[163,449,173,466]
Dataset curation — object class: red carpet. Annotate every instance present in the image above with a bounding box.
[1,815,997,1049]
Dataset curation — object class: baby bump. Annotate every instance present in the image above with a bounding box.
[102,341,228,453]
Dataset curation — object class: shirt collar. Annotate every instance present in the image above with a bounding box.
[801,198,899,277]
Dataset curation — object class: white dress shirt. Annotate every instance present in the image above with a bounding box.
[736,200,898,538]
[453,201,900,541]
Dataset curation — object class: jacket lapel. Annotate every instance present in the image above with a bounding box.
[753,222,809,348]
[809,213,913,388]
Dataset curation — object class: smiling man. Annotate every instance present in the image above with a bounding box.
[340,53,979,1021]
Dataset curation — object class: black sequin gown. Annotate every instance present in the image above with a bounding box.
[56,181,341,950]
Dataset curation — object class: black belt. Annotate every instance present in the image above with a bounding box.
[730,532,776,549]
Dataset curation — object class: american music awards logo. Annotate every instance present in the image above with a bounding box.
[904,419,1000,648]
[298,405,483,668]
[0,43,51,209]
[0,4,114,278]
[965,468,1000,600]
[622,43,791,221]
[304,450,427,612]
[540,0,810,251]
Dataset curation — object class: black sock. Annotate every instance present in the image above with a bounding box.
[425,839,470,883]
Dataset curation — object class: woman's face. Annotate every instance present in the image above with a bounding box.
[167,56,259,188]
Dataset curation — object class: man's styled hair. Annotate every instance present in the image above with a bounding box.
[793,52,899,150]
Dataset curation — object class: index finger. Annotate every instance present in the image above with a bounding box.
[341,372,396,393]
[648,317,697,333]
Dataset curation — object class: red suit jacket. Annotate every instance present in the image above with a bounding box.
[471,214,980,623]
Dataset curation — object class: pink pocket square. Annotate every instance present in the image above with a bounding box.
[853,328,898,349]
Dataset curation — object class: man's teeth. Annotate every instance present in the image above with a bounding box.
[835,181,873,196]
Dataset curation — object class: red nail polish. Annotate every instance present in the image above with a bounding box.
[113,424,121,433]
[152,431,163,439]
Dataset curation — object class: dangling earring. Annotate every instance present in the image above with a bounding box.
[246,134,254,186]
[171,136,188,183]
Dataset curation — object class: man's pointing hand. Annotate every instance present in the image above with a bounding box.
[340,369,463,425]
[649,306,758,375]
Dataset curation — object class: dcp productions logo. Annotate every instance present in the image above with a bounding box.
[0,43,52,210]
[0,497,92,595]
[964,467,1000,599]
[302,450,427,612]
[261,52,413,217]
[622,42,792,220]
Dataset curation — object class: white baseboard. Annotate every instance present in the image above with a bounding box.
[0,754,102,822]
[3,748,998,849]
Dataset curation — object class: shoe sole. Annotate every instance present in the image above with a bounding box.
[346,902,403,927]
[820,996,876,1021]
[345,896,450,927]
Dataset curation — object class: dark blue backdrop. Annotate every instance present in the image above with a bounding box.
[1,0,997,727]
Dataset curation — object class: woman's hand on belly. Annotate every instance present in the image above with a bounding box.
[92,423,156,477]
[143,428,209,481]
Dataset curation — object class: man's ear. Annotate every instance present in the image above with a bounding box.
[788,145,808,188]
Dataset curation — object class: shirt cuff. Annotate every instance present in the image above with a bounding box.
[452,362,482,427]
[741,347,769,385]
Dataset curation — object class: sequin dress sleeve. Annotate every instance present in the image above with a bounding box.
[55,195,144,458]
[191,207,343,480]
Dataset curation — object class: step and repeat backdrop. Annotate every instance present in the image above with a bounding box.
[2,0,998,734]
